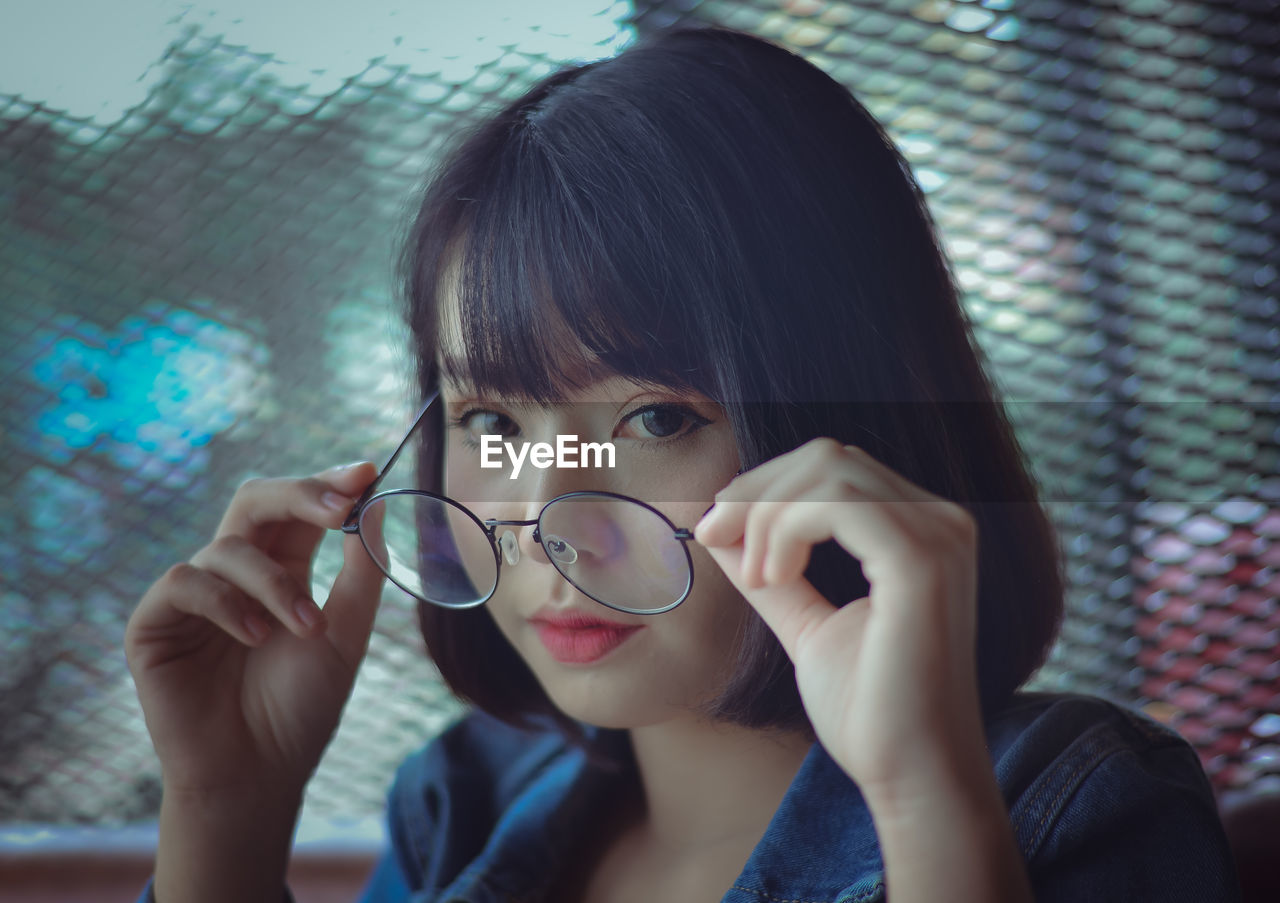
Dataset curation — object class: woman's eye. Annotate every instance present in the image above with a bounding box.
[449,409,519,441]
[620,404,709,442]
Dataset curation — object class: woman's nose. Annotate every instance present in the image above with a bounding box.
[512,490,566,569]
[542,498,628,567]
[512,520,553,567]
[512,466,610,567]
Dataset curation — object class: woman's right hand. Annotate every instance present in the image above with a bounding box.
[124,461,388,804]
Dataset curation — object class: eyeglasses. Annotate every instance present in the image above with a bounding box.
[342,390,738,615]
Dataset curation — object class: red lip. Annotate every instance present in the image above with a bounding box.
[529,609,643,664]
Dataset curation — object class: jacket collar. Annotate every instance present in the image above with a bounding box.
[431,727,885,903]
[730,740,885,902]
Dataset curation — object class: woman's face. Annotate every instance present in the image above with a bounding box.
[435,347,747,730]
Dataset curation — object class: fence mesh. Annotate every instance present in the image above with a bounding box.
[1,0,1276,827]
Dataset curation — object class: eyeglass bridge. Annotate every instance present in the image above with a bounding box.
[484,517,581,568]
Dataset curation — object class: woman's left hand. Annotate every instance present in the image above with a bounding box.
[694,437,990,809]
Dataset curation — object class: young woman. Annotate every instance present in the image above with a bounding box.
[126,24,1240,903]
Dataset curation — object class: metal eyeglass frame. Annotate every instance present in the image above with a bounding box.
[340,388,741,616]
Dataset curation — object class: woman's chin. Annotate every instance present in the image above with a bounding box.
[540,683,674,731]
[538,671,725,732]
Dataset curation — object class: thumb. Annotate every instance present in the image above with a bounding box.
[323,502,387,671]
[319,460,381,498]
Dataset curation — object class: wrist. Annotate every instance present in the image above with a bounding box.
[161,773,306,809]
[865,762,1008,837]
[857,729,998,822]
[860,750,1033,903]
[155,782,304,903]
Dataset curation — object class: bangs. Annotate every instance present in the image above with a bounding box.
[429,93,719,405]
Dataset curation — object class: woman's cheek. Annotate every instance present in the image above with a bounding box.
[446,454,513,521]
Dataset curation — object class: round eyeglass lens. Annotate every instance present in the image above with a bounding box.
[359,491,497,608]
[537,494,692,614]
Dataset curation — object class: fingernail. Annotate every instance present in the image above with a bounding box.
[322,491,350,511]
[294,598,324,631]
[323,461,368,475]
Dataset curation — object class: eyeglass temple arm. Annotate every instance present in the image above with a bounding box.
[341,388,440,532]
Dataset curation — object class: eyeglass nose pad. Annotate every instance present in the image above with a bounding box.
[499,530,520,567]
[542,534,579,565]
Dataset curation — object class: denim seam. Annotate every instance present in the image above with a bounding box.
[834,879,886,903]
[1029,749,1098,850]
[1013,722,1119,859]
[1016,702,1184,861]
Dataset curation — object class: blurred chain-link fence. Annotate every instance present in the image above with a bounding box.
[1,0,1277,833]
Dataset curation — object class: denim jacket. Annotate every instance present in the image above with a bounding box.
[140,691,1242,902]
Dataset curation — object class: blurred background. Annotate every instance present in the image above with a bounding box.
[1,0,1277,894]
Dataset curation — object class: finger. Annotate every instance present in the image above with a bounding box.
[696,456,892,596]
[323,501,388,671]
[760,502,820,587]
[739,477,825,592]
[311,460,381,500]
[215,462,377,551]
[701,542,837,662]
[837,443,943,505]
[191,536,325,638]
[763,488,975,631]
[758,488,884,588]
[696,439,900,547]
[718,438,892,502]
[127,562,273,659]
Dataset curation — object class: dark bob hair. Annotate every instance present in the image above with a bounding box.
[399,24,1065,740]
